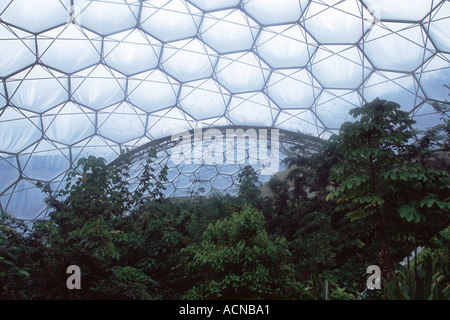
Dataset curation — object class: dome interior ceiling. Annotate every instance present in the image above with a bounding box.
[0,0,449,220]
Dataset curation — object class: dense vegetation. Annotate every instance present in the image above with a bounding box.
[1,98,449,300]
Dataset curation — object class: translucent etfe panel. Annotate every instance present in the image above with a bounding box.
[0,82,6,108]
[0,107,41,154]
[363,71,424,111]
[242,0,308,25]
[38,24,102,74]
[42,102,95,145]
[71,135,120,164]
[275,109,320,137]
[304,0,369,44]
[201,9,259,54]
[413,102,445,131]
[188,0,240,11]
[417,53,450,102]
[227,92,278,127]
[141,0,202,42]
[128,69,180,113]
[311,45,369,89]
[425,1,450,53]
[0,154,19,193]
[6,65,69,113]
[71,64,127,110]
[179,78,231,120]
[267,69,321,109]
[315,90,362,130]
[97,102,147,144]
[19,140,70,181]
[162,38,218,83]
[0,25,35,77]
[216,52,271,93]
[257,24,317,68]
[76,0,140,36]
[0,0,70,33]
[1,179,48,220]
[104,29,162,76]
[362,0,438,22]
[364,23,433,73]
[147,107,195,139]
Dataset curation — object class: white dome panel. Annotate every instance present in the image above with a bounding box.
[364,23,433,72]
[71,64,127,110]
[42,102,95,145]
[128,70,180,113]
[141,0,202,42]
[0,25,36,77]
[76,0,140,36]
[267,69,320,109]
[0,107,41,154]
[97,102,147,144]
[38,24,102,74]
[104,29,162,76]
[312,45,370,89]
[315,90,362,130]
[187,0,240,12]
[19,140,70,181]
[216,52,270,93]
[362,0,439,22]
[242,0,307,25]
[6,66,69,113]
[257,24,317,68]
[179,79,230,119]
[228,92,278,127]
[0,155,20,193]
[0,0,70,33]
[201,9,259,54]
[305,0,370,44]
[162,39,218,82]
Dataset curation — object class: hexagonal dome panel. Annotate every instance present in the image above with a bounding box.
[425,1,450,53]
[76,0,140,36]
[242,0,308,25]
[0,0,70,33]
[179,78,231,120]
[0,107,42,154]
[104,29,162,76]
[187,0,240,12]
[6,65,69,113]
[257,24,317,69]
[228,92,278,127]
[97,102,147,144]
[38,24,102,74]
[42,102,95,145]
[19,140,70,181]
[267,68,321,109]
[216,52,270,93]
[71,64,127,110]
[364,23,434,72]
[140,0,202,42]
[201,9,259,54]
[0,25,35,77]
[162,38,218,83]
[128,69,180,113]
[304,0,371,44]
[362,0,439,22]
[311,45,370,89]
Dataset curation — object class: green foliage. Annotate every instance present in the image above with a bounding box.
[237,165,261,207]
[176,206,305,300]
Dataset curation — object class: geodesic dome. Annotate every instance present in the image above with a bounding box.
[0,0,449,220]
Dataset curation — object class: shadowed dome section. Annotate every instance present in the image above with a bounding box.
[0,0,449,220]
